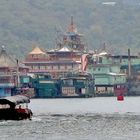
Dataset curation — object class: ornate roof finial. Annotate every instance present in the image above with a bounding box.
[68,16,77,33]
[71,16,74,27]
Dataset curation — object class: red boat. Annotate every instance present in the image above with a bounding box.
[0,95,33,120]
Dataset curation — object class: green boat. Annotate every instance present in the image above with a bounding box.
[60,72,95,98]
[31,72,95,98]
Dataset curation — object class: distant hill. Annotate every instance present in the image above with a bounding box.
[0,0,140,59]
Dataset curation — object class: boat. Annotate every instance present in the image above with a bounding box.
[59,72,95,97]
[0,95,32,120]
[87,46,127,96]
[31,72,95,98]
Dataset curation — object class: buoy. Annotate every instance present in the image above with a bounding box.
[117,95,124,101]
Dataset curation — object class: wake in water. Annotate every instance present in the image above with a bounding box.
[24,113,140,140]
[1,97,140,140]
[0,113,140,140]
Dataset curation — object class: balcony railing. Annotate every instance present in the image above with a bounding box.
[24,58,49,62]
[29,69,76,73]
[0,83,15,87]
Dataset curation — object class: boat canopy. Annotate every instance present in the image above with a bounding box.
[0,95,30,107]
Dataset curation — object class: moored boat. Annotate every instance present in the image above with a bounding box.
[31,72,95,98]
[60,72,95,97]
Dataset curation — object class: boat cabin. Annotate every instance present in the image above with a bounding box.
[32,74,60,98]
[60,72,95,97]
[87,49,127,96]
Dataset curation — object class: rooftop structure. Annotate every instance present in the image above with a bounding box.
[62,16,86,52]
[87,47,127,96]
[0,46,29,97]
[24,17,87,78]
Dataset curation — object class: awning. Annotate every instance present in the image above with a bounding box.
[0,95,30,106]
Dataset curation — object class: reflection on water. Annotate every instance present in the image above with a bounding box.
[0,98,140,140]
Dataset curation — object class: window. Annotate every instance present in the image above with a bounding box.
[67,65,72,69]
[47,66,52,70]
[63,79,73,86]
[40,66,45,70]
[33,66,38,70]
[53,65,58,69]
[99,57,102,63]
[60,65,65,69]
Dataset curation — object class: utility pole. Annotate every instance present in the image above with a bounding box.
[16,59,20,87]
[128,49,131,78]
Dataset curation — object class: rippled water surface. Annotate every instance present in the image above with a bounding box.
[0,97,140,140]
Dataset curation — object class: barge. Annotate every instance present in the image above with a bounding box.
[31,72,95,98]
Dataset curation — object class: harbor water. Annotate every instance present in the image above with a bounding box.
[1,97,140,140]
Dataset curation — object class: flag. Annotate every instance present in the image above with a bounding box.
[81,54,88,71]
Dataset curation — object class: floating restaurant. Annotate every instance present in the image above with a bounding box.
[1,18,140,97]
[87,47,127,96]
[24,17,86,79]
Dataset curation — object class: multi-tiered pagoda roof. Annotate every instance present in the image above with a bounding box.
[0,46,17,68]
